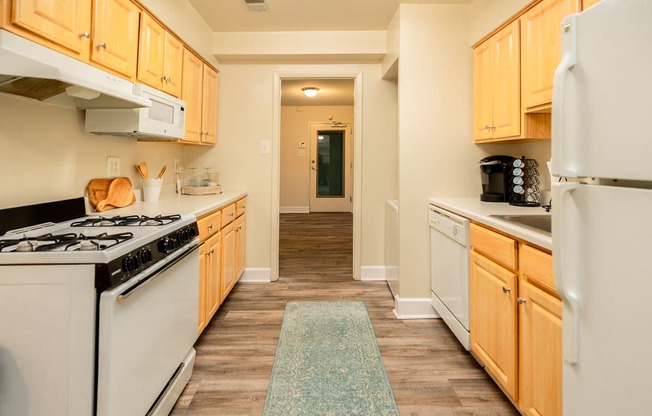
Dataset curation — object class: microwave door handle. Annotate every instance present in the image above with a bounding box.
[116,241,201,301]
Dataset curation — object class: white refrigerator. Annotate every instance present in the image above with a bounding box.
[552,0,652,415]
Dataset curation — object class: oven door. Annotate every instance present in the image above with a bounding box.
[96,240,200,416]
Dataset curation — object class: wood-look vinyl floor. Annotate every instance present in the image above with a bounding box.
[170,213,518,416]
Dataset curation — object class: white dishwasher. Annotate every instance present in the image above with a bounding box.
[429,204,470,350]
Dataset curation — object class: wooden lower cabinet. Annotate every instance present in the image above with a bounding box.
[518,279,562,416]
[470,223,562,416]
[236,213,246,278]
[198,231,221,335]
[221,220,237,302]
[470,250,519,401]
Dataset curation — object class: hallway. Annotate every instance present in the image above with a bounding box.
[171,213,517,415]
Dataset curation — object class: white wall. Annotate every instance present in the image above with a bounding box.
[0,94,183,209]
[183,63,398,276]
[280,106,354,209]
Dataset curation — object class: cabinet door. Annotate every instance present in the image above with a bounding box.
[91,0,140,78]
[206,232,222,321]
[162,32,183,97]
[11,0,91,58]
[472,40,493,141]
[198,242,208,335]
[492,20,520,139]
[582,0,601,10]
[181,49,204,143]
[201,65,219,144]
[521,0,579,110]
[221,221,237,302]
[518,279,562,416]
[236,214,246,279]
[470,250,518,401]
[137,12,165,88]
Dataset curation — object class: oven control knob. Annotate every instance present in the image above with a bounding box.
[122,255,141,273]
[158,237,176,254]
[138,248,153,264]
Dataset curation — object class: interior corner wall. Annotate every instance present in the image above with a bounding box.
[280,106,354,210]
[183,63,398,275]
[397,4,480,299]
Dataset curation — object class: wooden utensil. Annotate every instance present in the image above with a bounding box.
[86,178,113,209]
[135,164,146,179]
[157,165,167,179]
[95,177,136,212]
[138,161,149,179]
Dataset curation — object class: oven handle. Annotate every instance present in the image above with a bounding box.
[116,240,202,301]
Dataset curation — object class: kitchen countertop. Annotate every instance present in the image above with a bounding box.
[89,188,248,218]
[429,197,552,250]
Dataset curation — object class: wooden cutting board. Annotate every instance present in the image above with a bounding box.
[87,178,113,208]
[91,177,136,212]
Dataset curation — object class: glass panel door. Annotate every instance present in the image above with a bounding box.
[316,130,345,198]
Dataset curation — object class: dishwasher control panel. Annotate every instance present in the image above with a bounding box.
[429,205,469,246]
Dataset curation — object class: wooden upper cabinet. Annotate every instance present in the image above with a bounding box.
[472,20,520,142]
[91,0,140,78]
[138,13,183,97]
[181,48,204,143]
[521,0,579,111]
[9,0,91,59]
[582,0,601,9]
[201,65,219,145]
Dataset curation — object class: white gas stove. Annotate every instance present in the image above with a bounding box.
[0,198,200,416]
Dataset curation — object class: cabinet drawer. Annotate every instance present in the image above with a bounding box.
[236,197,247,217]
[222,203,236,227]
[197,210,221,241]
[470,223,518,270]
[520,244,555,294]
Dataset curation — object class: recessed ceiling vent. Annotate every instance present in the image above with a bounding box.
[243,0,269,12]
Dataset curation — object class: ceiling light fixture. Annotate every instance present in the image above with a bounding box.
[301,87,320,98]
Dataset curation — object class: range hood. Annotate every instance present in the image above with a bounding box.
[0,29,150,109]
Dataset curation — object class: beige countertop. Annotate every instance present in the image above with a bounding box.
[89,188,248,218]
[429,197,552,250]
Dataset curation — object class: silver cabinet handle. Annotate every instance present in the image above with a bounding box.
[502,286,511,294]
[517,297,527,305]
[97,42,107,49]
[80,31,90,38]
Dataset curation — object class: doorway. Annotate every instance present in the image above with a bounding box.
[274,74,361,281]
[309,123,353,212]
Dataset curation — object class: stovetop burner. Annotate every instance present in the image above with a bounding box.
[70,214,181,228]
[0,232,134,252]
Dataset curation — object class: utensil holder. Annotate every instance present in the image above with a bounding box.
[142,178,163,202]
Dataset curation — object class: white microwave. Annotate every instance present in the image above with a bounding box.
[85,84,186,140]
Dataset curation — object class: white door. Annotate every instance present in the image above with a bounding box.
[553,182,652,415]
[309,123,353,212]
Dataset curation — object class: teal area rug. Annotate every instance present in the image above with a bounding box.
[262,301,399,416]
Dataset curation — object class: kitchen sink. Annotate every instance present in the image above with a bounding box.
[490,214,552,234]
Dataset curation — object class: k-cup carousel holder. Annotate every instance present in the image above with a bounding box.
[509,158,540,207]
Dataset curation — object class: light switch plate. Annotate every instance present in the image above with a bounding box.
[106,156,120,177]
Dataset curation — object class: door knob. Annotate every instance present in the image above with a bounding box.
[502,286,511,294]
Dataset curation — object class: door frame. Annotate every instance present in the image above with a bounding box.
[309,123,353,213]
[271,70,363,281]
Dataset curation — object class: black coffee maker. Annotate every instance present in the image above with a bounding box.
[479,155,515,202]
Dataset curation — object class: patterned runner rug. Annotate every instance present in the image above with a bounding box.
[262,301,399,416]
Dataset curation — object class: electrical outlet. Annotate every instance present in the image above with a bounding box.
[261,140,270,154]
[106,156,120,177]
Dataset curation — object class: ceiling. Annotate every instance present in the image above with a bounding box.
[188,0,472,32]
[281,79,355,106]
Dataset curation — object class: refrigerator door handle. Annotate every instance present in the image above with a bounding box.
[553,181,580,365]
[552,15,578,178]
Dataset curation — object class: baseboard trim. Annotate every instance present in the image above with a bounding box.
[239,268,271,283]
[280,206,309,214]
[393,296,438,319]
[360,266,387,281]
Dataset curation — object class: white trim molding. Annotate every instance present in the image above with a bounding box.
[360,266,387,281]
[393,296,438,319]
[239,268,271,283]
[279,206,310,214]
